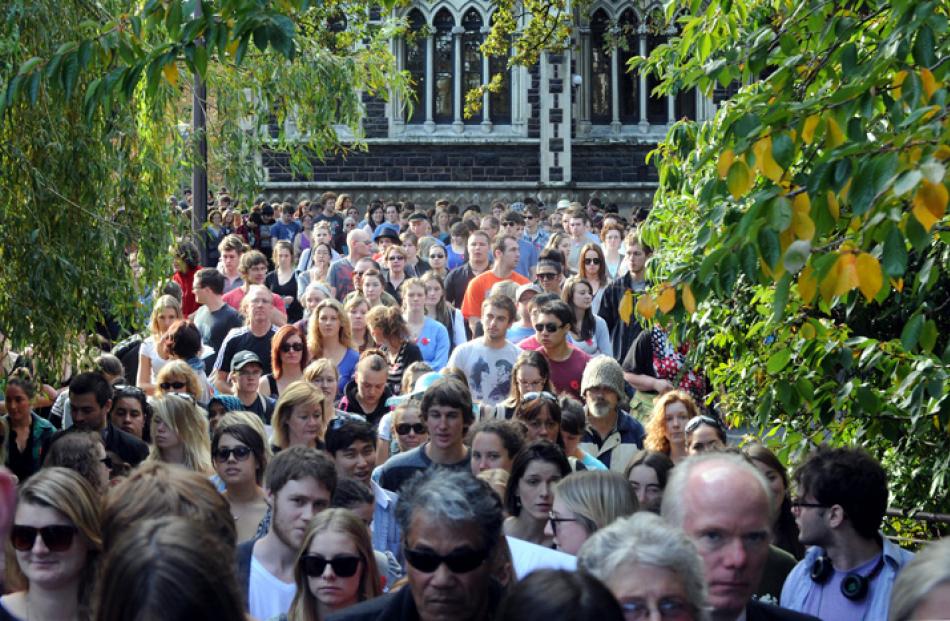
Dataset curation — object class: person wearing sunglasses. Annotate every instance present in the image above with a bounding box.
[330,468,505,621]
[425,241,449,280]
[521,299,591,400]
[42,430,112,495]
[685,414,728,456]
[285,508,382,621]
[578,512,708,621]
[155,358,208,406]
[2,467,102,621]
[499,210,540,280]
[260,325,310,400]
[577,243,609,315]
[534,257,566,296]
[212,422,268,543]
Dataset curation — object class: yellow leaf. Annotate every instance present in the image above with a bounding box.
[800,322,816,340]
[636,294,657,321]
[855,253,883,302]
[935,145,950,161]
[892,70,907,100]
[840,178,852,202]
[826,190,840,220]
[619,290,634,324]
[799,265,817,304]
[657,285,676,314]
[792,211,815,240]
[802,115,820,145]
[162,62,179,87]
[226,39,240,57]
[753,137,783,182]
[793,192,810,213]
[890,277,904,293]
[717,149,735,179]
[834,253,860,297]
[819,258,839,302]
[825,114,845,148]
[920,68,939,100]
[682,283,696,314]
[727,160,753,200]
[908,147,923,164]
[912,179,949,231]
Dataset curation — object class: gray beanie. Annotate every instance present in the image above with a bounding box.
[581,355,626,398]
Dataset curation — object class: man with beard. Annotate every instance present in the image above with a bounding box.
[578,356,644,473]
[68,371,149,467]
[236,446,337,619]
[328,468,505,621]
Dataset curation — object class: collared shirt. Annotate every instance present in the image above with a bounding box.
[780,536,915,621]
[372,480,402,564]
[523,228,550,253]
[580,409,645,473]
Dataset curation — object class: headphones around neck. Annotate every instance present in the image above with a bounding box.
[809,554,886,601]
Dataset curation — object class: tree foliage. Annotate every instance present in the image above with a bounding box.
[1,0,410,371]
[633,0,949,516]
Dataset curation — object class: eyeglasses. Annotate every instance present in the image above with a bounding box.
[214,446,253,462]
[522,391,557,403]
[502,221,517,226]
[534,322,562,334]
[584,257,602,265]
[547,513,578,537]
[300,554,362,578]
[396,422,427,436]
[159,381,187,391]
[11,525,78,552]
[790,498,828,510]
[685,415,726,435]
[404,547,490,574]
[280,342,305,353]
[536,272,559,281]
[620,598,694,620]
[388,255,405,261]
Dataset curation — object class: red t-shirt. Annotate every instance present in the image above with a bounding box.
[518,340,590,400]
[221,287,287,314]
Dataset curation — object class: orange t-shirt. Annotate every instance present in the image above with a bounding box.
[460,270,530,319]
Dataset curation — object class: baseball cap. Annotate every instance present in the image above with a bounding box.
[407,211,429,221]
[373,223,401,241]
[516,283,543,302]
[230,350,263,372]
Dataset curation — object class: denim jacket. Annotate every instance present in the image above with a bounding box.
[780,535,915,621]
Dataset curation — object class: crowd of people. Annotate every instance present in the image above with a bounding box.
[0,192,946,621]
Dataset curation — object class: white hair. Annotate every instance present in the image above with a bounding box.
[577,512,709,621]
[888,538,950,621]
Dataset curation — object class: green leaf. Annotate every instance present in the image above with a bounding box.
[17,57,43,76]
[882,225,908,277]
[771,132,794,170]
[900,313,924,351]
[919,320,937,353]
[772,273,791,322]
[783,240,811,274]
[856,386,879,413]
[27,71,41,104]
[733,113,760,138]
[767,349,792,374]
[893,170,922,197]
[905,215,929,252]
[913,25,935,67]
[62,54,80,99]
[253,26,269,52]
[766,196,792,230]
[757,227,780,270]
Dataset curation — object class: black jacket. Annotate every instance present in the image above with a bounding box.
[327,579,504,621]
[597,273,648,362]
[235,538,258,610]
[747,600,820,621]
[339,380,393,429]
[102,422,149,467]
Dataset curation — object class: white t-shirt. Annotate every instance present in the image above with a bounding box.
[505,536,577,579]
[248,555,296,621]
[447,339,521,406]
[139,336,169,382]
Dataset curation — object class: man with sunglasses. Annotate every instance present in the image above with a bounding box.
[519,300,590,400]
[328,468,504,621]
[325,419,401,562]
[448,294,521,406]
[236,446,337,620]
[499,210,538,280]
[578,355,644,473]
[780,447,914,621]
[68,371,149,468]
[343,257,399,307]
[460,235,528,334]
[327,228,373,302]
[522,204,550,252]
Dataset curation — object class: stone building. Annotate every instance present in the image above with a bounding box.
[262,0,716,209]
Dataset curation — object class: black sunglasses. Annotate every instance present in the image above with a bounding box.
[300,554,362,578]
[584,257,601,265]
[534,322,562,334]
[11,525,77,552]
[536,272,559,281]
[159,381,187,391]
[429,253,445,259]
[280,342,304,353]
[685,415,726,435]
[396,423,427,436]
[404,547,490,574]
[214,446,253,462]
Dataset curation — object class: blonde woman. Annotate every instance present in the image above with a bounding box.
[148,394,213,474]
[307,299,359,395]
[136,294,183,395]
[344,296,375,353]
[303,357,343,410]
[272,380,331,451]
[285,509,381,621]
[154,359,208,404]
[543,470,638,555]
[643,389,700,464]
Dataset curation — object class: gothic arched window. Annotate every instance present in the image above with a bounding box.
[461,9,484,124]
[433,9,455,124]
[405,9,426,124]
[590,9,611,124]
[617,9,640,123]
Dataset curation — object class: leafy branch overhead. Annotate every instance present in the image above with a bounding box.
[632,0,949,516]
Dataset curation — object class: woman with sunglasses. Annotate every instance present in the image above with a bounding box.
[161,320,214,404]
[495,351,555,420]
[561,276,611,357]
[543,470,638,556]
[577,243,608,314]
[154,360,207,405]
[261,325,310,400]
[643,390,700,465]
[424,241,449,279]
[684,414,728,455]
[148,394,213,475]
[110,384,151,442]
[212,422,268,543]
[2,467,101,621]
[285,508,382,621]
[42,431,112,495]
[136,294,183,395]
[307,299,360,396]
[421,272,466,352]
[380,245,409,306]
[401,279,450,371]
[504,441,572,547]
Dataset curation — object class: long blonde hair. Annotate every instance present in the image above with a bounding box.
[272,380,330,449]
[148,395,212,473]
[148,295,183,340]
[287,509,381,621]
[307,298,354,356]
